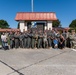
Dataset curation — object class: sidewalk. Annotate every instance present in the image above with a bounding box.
[0,62,19,75]
[0,48,76,75]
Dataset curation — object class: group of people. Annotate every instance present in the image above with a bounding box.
[1,29,76,50]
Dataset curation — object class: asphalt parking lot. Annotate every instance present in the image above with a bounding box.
[0,48,76,75]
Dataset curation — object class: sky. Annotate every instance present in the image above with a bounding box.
[0,0,76,28]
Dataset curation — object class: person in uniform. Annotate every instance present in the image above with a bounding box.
[9,31,15,49]
[31,31,36,49]
[69,30,76,48]
[34,31,38,48]
[23,31,28,48]
[27,30,32,48]
[62,30,67,47]
[37,30,43,48]
[14,31,20,49]
[47,29,52,48]
[50,30,55,48]
[65,30,70,48]
[19,32,24,48]
[43,31,48,48]
[5,30,9,41]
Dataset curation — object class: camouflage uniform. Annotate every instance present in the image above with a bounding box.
[14,32,20,48]
[23,32,28,48]
[19,33,24,48]
[27,32,32,48]
[37,32,43,48]
[62,31,67,47]
[31,32,35,48]
[43,32,48,48]
[9,32,15,49]
[47,30,52,48]
[69,33,76,48]
[50,30,55,48]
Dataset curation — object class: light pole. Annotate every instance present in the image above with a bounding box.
[31,0,34,12]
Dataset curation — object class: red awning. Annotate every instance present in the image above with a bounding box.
[15,12,57,21]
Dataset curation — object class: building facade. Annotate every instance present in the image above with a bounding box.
[15,12,57,32]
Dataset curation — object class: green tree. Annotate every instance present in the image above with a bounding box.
[52,19,61,27]
[69,19,76,28]
[0,19,9,28]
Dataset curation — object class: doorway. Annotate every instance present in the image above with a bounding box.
[27,22,45,32]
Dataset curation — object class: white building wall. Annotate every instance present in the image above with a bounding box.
[44,25,47,30]
[25,22,27,31]
[19,21,25,32]
[44,22,47,30]
[19,21,27,32]
[47,21,52,30]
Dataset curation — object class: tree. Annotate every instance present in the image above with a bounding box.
[52,19,61,27]
[0,19,9,28]
[69,19,76,28]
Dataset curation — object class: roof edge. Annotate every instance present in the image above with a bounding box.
[16,12,56,13]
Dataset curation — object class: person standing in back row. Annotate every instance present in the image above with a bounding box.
[14,32,20,49]
[9,31,15,49]
[27,30,32,48]
[23,31,28,48]
[37,30,43,48]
